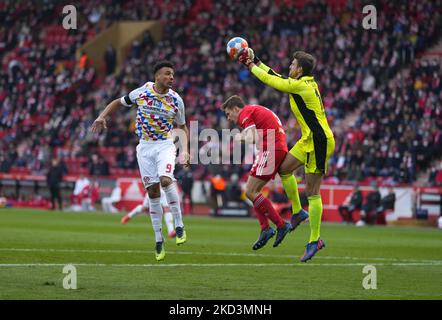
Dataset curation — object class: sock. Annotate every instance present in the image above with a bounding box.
[149,197,164,243]
[252,196,270,230]
[163,209,174,234]
[128,204,143,219]
[308,195,323,243]
[280,173,302,214]
[254,194,285,229]
[163,183,184,228]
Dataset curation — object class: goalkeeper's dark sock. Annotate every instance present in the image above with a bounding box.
[253,194,285,229]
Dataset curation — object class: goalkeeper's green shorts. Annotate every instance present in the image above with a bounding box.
[290,136,335,174]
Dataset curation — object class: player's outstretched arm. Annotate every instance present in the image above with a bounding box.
[250,66,297,93]
[90,98,122,133]
[238,49,298,94]
[250,51,284,78]
[237,48,284,77]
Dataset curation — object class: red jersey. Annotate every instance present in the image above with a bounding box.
[237,105,288,152]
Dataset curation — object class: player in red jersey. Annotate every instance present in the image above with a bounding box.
[222,95,292,250]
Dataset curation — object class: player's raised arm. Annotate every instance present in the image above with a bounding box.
[250,50,285,79]
[237,49,305,94]
[250,66,300,93]
[91,86,139,133]
[90,98,123,133]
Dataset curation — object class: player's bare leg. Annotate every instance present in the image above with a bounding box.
[160,176,186,245]
[278,153,309,231]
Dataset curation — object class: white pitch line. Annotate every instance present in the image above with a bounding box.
[0,262,441,268]
[0,247,441,264]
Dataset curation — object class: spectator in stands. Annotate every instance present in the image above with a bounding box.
[376,186,396,216]
[104,44,117,75]
[210,174,226,211]
[338,184,363,224]
[429,161,442,187]
[97,155,110,176]
[0,154,12,172]
[46,158,65,210]
[1,0,441,196]
[70,174,91,211]
[116,147,137,169]
[356,183,382,226]
[87,154,110,176]
[177,165,194,214]
[101,183,121,213]
[78,50,88,70]
[225,173,243,203]
[88,178,100,211]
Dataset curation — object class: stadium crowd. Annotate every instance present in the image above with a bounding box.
[0,0,441,194]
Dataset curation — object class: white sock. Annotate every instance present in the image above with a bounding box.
[128,204,143,219]
[149,197,164,242]
[163,183,184,228]
[163,210,174,233]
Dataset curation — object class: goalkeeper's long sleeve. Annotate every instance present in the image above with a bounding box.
[251,65,302,94]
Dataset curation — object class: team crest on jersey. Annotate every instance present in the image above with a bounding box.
[142,176,150,185]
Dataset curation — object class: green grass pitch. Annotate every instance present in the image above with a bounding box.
[0,208,441,300]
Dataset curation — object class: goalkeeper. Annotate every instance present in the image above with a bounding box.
[236,48,335,262]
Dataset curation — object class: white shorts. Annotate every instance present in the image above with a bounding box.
[136,139,177,189]
[142,189,168,208]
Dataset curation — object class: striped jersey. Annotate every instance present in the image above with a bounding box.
[120,81,185,141]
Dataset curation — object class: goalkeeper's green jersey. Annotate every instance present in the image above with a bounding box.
[251,63,334,141]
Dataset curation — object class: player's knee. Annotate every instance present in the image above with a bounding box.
[159,176,172,188]
[279,172,292,179]
[305,185,320,197]
[148,191,161,199]
[306,190,320,198]
[147,184,161,199]
[278,165,291,176]
[245,190,258,202]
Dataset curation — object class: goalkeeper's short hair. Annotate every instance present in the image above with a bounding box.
[293,51,316,76]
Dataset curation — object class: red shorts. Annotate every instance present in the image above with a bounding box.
[250,149,287,181]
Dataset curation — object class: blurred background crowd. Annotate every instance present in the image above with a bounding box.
[1,0,442,207]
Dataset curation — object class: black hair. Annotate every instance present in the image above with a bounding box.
[153,60,174,75]
[293,51,316,76]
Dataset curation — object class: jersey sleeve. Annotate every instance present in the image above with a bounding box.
[120,86,141,108]
[175,95,186,125]
[257,62,283,78]
[251,65,303,94]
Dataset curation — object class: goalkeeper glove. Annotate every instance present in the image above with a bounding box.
[248,48,262,65]
[238,48,254,68]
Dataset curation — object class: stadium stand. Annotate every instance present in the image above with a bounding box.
[0,0,441,218]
